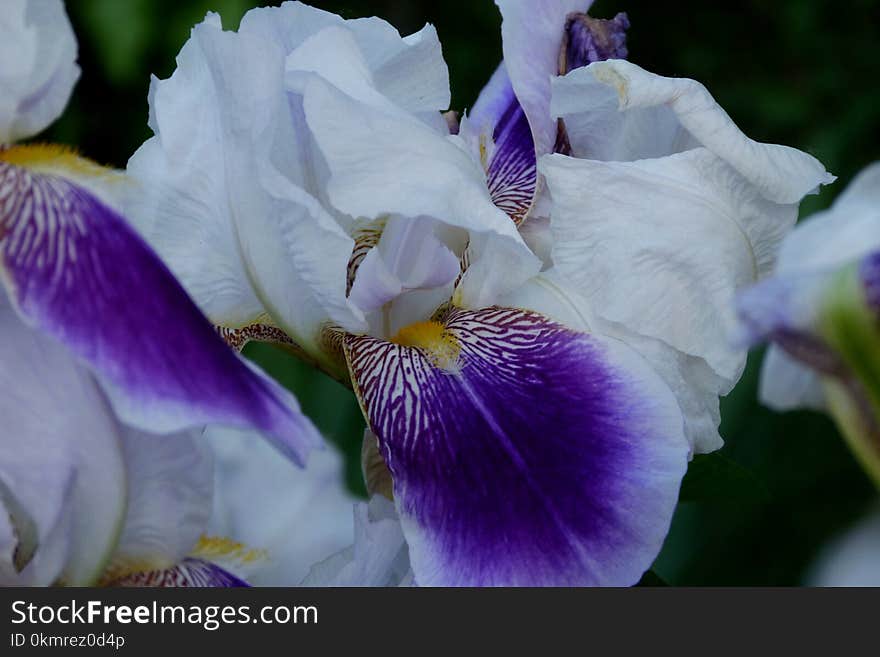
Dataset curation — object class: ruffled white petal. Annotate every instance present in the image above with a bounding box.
[552,60,834,203]
[127,15,366,358]
[543,147,794,382]
[0,0,79,143]
[302,77,540,309]
[240,1,449,114]
[204,426,358,586]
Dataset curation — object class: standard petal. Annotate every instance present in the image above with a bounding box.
[301,496,411,587]
[494,0,591,158]
[204,426,358,586]
[0,0,79,143]
[127,17,366,363]
[240,2,450,114]
[551,59,833,202]
[345,307,687,586]
[0,149,320,464]
[302,77,541,308]
[100,426,213,583]
[0,293,126,586]
[543,148,799,382]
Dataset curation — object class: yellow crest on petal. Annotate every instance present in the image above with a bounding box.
[392,320,461,371]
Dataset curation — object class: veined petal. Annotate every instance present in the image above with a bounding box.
[551,59,833,202]
[0,148,320,465]
[345,307,687,586]
[100,427,213,583]
[0,293,126,586]
[204,426,357,587]
[467,64,536,224]
[0,0,79,143]
[109,557,249,587]
[498,270,727,454]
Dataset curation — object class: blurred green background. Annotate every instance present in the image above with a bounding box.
[47,0,880,585]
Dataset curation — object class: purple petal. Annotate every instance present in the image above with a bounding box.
[0,154,318,464]
[560,12,630,74]
[470,66,536,224]
[345,307,688,586]
[109,558,249,587]
[860,251,880,314]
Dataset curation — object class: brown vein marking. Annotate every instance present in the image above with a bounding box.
[216,322,295,352]
[361,429,394,500]
[217,321,354,389]
[346,218,386,295]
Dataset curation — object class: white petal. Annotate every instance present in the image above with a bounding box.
[127,16,365,356]
[0,0,79,143]
[204,426,358,587]
[107,427,213,577]
[349,216,460,317]
[776,162,880,274]
[301,496,410,587]
[302,78,540,307]
[240,3,449,114]
[759,345,826,412]
[543,147,800,381]
[0,294,126,586]
[552,59,834,203]
[495,0,590,157]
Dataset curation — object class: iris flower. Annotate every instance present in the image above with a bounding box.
[737,162,880,487]
[129,1,830,585]
[0,0,320,586]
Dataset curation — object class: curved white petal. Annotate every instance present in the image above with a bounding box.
[759,345,826,412]
[776,162,880,274]
[0,0,79,143]
[543,147,801,382]
[104,427,213,580]
[240,2,450,114]
[302,77,541,308]
[552,59,833,203]
[495,0,591,158]
[127,15,366,357]
[0,294,126,586]
[204,426,357,586]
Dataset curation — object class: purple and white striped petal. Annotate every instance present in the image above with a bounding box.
[471,6,630,223]
[469,65,536,224]
[110,558,249,587]
[345,307,688,586]
[0,148,319,464]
